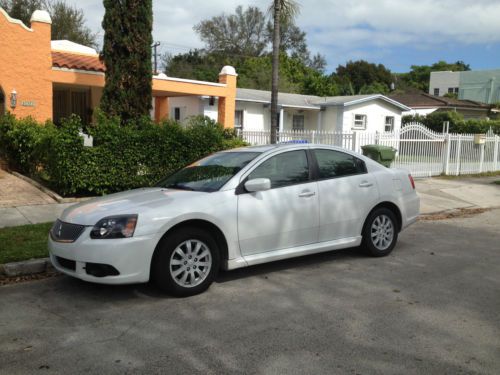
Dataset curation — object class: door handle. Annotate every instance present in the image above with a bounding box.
[298,191,316,198]
[359,181,373,188]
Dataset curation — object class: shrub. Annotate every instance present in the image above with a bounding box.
[0,113,247,196]
[402,111,500,134]
[0,113,56,175]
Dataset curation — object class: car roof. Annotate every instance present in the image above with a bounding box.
[222,143,361,155]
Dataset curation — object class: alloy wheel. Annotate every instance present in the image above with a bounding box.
[169,239,212,288]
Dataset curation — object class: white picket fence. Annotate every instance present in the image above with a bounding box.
[237,123,500,177]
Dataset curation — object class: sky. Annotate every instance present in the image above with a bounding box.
[66,0,500,74]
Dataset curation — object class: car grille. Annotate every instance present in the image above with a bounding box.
[50,219,85,243]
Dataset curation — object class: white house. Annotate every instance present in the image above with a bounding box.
[166,88,410,133]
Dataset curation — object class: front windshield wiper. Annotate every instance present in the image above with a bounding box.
[165,184,196,191]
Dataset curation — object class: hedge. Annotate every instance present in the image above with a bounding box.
[402,111,500,135]
[0,113,246,196]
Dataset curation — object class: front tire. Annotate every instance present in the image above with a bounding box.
[362,208,398,257]
[152,227,220,297]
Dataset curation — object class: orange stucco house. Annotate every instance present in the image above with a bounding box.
[0,8,237,128]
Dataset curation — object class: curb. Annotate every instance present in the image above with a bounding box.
[0,257,54,278]
[12,172,64,203]
[10,172,94,204]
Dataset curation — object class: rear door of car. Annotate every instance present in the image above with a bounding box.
[311,148,379,242]
[237,149,319,256]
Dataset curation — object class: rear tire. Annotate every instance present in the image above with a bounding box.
[152,227,220,297]
[362,208,398,257]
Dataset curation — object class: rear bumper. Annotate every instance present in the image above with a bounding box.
[401,193,420,230]
[48,228,159,284]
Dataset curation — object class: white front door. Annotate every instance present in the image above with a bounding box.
[237,150,319,256]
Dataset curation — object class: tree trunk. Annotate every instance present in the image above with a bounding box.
[270,0,281,144]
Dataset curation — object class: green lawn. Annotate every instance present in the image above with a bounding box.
[0,222,53,264]
[494,180,500,185]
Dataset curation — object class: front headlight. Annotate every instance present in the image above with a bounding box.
[90,215,138,239]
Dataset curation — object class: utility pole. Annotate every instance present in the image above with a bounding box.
[152,42,161,74]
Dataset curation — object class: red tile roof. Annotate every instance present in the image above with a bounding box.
[389,92,488,109]
[52,51,106,73]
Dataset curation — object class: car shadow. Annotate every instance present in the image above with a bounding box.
[215,246,366,283]
[45,246,367,300]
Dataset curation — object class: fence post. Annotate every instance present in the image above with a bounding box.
[479,143,485,173]
[311,130,316,144]
[494,135,499,171]
[455,135,462,176]
[352,131,357,152]
[443,133,451,175]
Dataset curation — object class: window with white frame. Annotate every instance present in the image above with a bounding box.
[454,87,459,94]
[292,115,305,131]
[234,110,244,129]
[434,88,440,96]
[385,116,395,132]
[353,114,367,130]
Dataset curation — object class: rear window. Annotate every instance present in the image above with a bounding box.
[313,149,366,179]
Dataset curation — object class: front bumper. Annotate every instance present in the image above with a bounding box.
[48,227,159,284]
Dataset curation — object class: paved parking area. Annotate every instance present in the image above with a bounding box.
[1,209,499,374]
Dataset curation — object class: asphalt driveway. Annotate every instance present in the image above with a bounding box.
[1,210,499,375]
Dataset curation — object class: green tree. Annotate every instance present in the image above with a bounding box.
[162,50,223,82]
[398,60,470,92]
[101,0,153,124]
[193,6,268,57]
[0,0,97,48]
[270,0,299,144]
[334,60,392,94]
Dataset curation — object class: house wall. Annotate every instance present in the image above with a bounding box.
[343,100,403,133]
[429,71,460,96]
[236,101,270,131]
[168,96,204,123]
[459,69,500,104]
[0,9,52,122]
[282,108,319,131]
[202,98,218,122]
[322,107,341,131]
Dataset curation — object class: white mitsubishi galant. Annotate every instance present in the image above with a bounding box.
[49,144,419,296]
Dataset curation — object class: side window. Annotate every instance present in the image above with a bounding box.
[313,149,366,179]
[248,150,309,188]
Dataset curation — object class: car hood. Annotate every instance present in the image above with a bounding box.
[60,187,208,226]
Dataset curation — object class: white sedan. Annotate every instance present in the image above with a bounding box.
[49,144,419,296]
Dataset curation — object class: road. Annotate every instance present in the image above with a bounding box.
[1,210,499,374]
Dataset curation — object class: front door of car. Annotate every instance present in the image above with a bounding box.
[237,150,319,256]
[312,148,379,242]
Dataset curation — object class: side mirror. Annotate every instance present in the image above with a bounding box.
[244,178,271,192]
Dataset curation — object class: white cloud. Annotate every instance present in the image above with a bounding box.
[66,0,500,68]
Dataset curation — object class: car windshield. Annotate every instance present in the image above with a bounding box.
[156,151,261,192]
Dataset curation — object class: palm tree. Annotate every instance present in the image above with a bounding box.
[270,0,299,144]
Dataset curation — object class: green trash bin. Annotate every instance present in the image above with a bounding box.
[361,145,397,167]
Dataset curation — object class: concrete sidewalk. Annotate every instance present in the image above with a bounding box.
[415,176,500,214]
[0,176,499,228]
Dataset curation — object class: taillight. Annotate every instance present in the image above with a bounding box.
[408,174,415,190]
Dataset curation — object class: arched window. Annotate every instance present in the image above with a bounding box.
[0,87,5,116]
